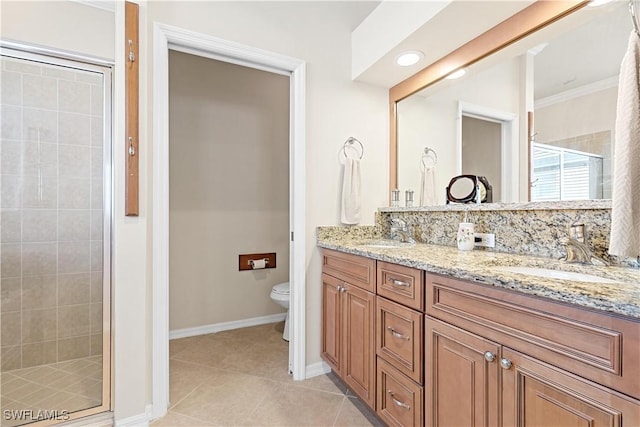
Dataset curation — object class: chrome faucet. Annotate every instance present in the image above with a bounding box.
[390,218,416,244]
[560,223,609,266]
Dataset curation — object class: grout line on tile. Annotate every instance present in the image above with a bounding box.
[331,395,348,427]
[289,380,350,397]
[234,379,274,426]
[152,410,211,427]
[166,382,201,411]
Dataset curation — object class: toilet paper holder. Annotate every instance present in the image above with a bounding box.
[249,258,268,268]
[239,253,277,271]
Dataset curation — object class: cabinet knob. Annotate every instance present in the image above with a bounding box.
[336,285,341,291]
[500,358,513,370]
[387,390,411,410]
[484,351,496,362]
[340,285,347,293]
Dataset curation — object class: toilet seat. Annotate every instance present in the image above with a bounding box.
[271,282,290,295]
[270,282,290,341]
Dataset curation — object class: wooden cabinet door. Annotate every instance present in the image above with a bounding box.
[343,283,376,409]
[322,273,342,373]
[502,347,640,427]
[426,317,501,427]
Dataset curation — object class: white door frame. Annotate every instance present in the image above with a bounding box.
[152,23,306,419]
[456,101,518,202]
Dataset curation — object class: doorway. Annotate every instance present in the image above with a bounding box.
[462,116,503,201]
[167,50,290,343]
[151,24,306,419]
[456,102,517,203]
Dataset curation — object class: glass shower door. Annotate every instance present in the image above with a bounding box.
[0,48,111,426]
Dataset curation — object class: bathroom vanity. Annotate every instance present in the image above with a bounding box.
[319,240,640,427]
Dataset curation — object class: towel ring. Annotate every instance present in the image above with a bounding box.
[421,147,438,171]
[342,137,364,160]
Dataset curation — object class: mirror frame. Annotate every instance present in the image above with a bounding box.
[388,0,589,199]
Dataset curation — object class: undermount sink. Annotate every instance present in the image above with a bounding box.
[358,239,412,249]
[495,266,620,284]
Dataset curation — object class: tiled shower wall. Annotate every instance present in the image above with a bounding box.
[0,56,104,371]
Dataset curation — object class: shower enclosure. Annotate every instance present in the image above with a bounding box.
[0,46,111,426]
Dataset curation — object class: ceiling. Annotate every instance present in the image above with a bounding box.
[352,1,535,88]
[534,1,631,99]
[353,0,634,98]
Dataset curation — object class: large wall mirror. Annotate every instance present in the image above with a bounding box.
[391,0,632,205]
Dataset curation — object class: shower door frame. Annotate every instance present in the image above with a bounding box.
[0,40,113,425]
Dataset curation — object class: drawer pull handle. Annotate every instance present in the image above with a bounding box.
[484,351,496,362]
[388,390,411,410]
[500,358,513,370]
[387,326,410,340]
[390,278,410,287]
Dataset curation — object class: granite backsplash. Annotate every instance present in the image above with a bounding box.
[348,201,639,268]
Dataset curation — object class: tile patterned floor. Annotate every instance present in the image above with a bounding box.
[0,357,103,427]
[153,322,383,427]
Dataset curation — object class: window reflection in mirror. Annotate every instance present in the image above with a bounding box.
[395,1,629,204]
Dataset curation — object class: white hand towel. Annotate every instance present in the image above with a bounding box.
[610,32,640,258]
[341,158,361,225]
[420,166,437,206]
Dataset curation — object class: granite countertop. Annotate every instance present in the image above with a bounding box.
[317,231,640,320]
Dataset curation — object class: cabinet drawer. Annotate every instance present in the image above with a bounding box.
[377,357,423,427]
[377,297,423,384]
[377,261,424,311]
[427,273,640,398]
[322,249,376,292]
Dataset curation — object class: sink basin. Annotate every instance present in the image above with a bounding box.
[495,266,620,284]
[358,239,412,249]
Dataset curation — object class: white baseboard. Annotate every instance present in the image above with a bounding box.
[169,313,287,340]
[114,405,152,427]
[305,361,331,379]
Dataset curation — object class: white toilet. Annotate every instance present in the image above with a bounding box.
[270,282,290,341]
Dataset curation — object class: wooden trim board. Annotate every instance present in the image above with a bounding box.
[125,1,139,216]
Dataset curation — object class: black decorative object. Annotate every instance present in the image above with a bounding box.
[446,175,493,204]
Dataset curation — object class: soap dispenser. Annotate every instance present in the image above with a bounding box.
[457,213,475,251]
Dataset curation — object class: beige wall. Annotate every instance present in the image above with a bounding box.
[535,87,617,145]
[4,1,390,421]
[168,51,290,331]
[0,1,115,60]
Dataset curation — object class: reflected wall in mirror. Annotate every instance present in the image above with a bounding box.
[393,0,631,205]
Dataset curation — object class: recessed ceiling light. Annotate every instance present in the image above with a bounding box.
[588,0,614,6]
[445,68,467,80]
[396,50,424,67]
